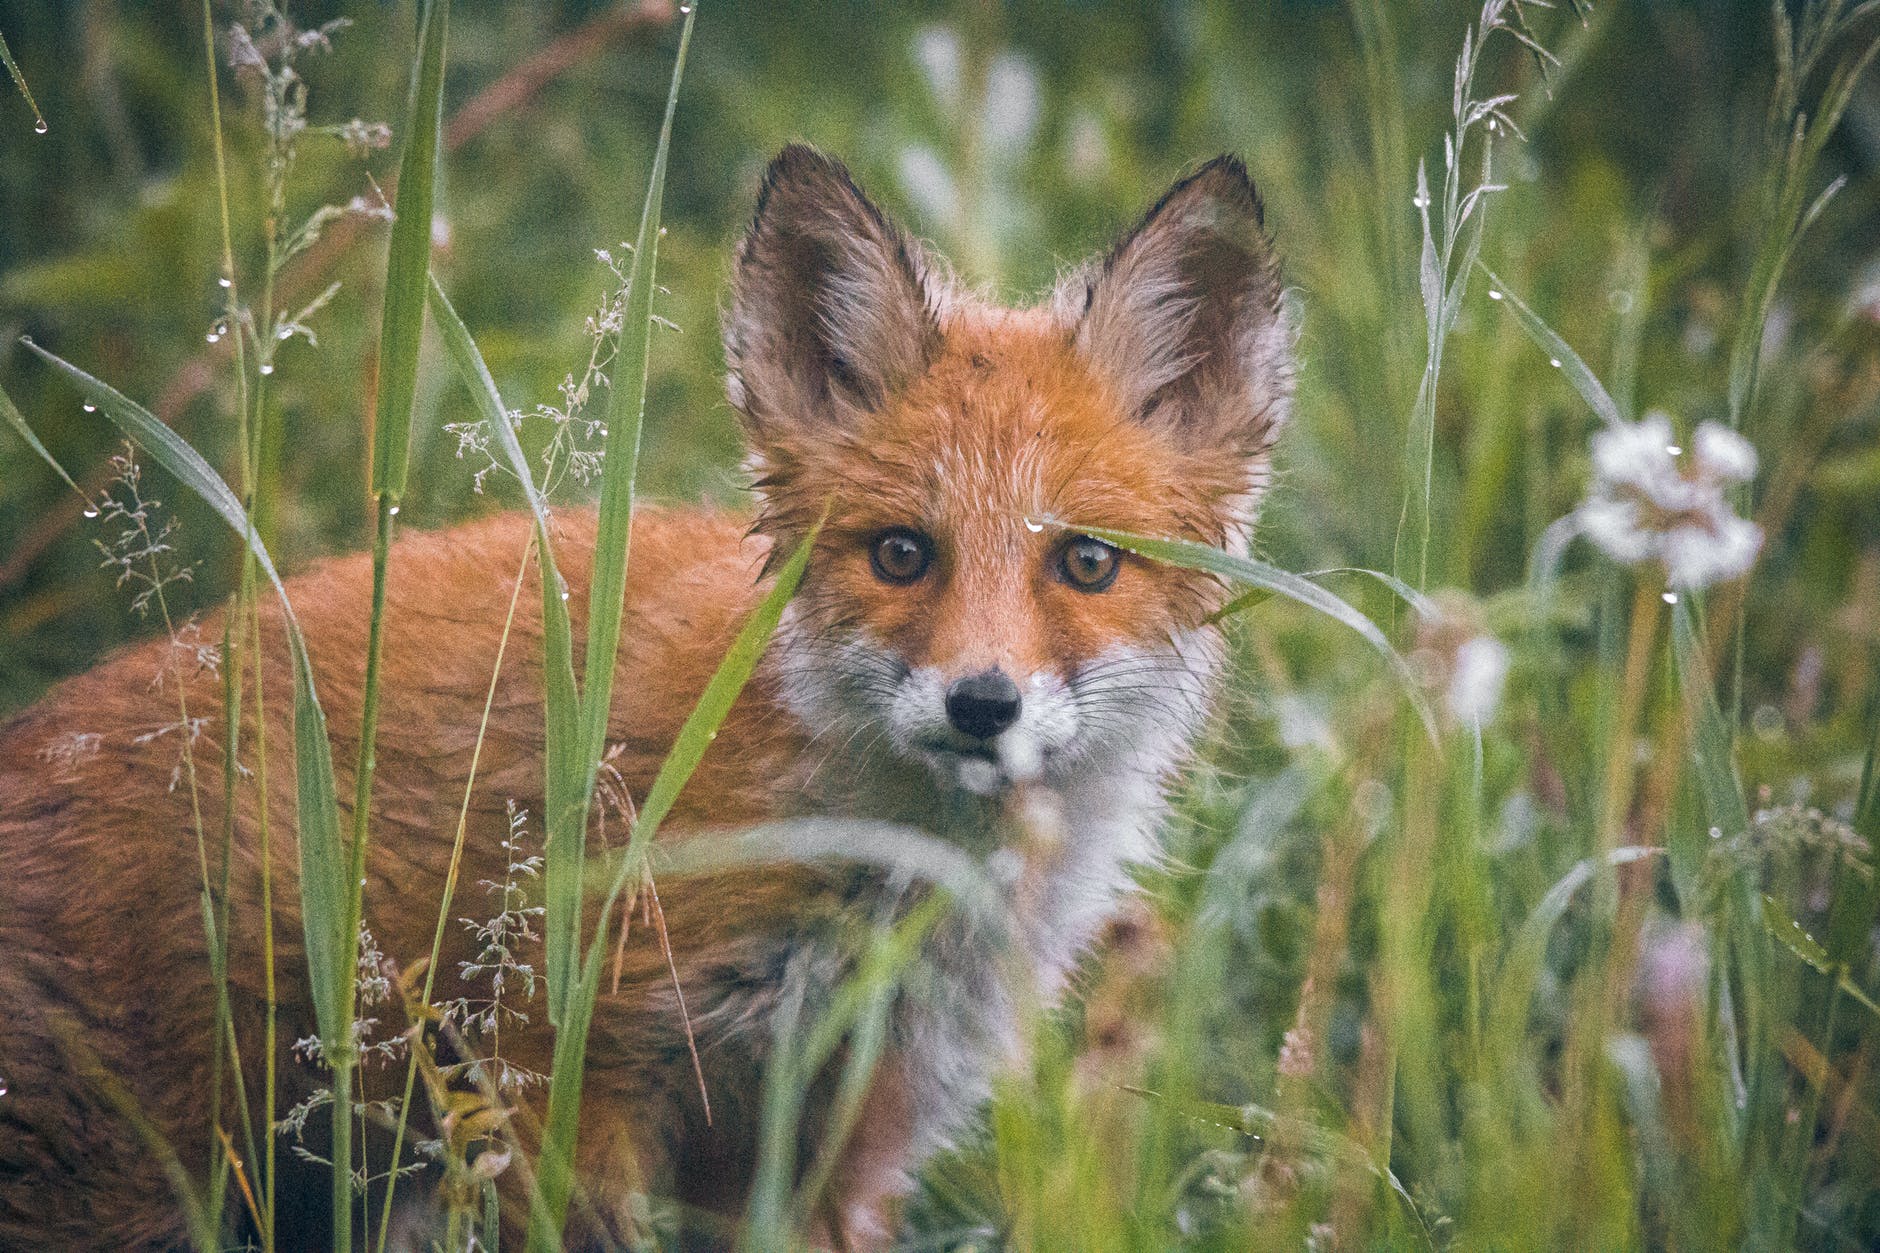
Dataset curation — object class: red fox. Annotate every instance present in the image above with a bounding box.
[0,146,1289,1249]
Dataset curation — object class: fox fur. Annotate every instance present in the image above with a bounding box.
[0,146,1289,1249]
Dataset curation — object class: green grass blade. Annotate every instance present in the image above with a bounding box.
[1669,601,1750,856]
[334,9,451,1235]
[1477,262,1625,428]
[607,511,815,881]
[1762,893,1880,1021]
[1077,525,1440,742]
[1206,565,1437,626]
[370,0,449,500]
[428,274,586,1026]
[1,378,83,493]
[578,2,696,794]
[0,29,46,134]
[527,515,818,1251]
[554,0,695,1029]
[20,339,351,1048]
[1486,845,1662,1072]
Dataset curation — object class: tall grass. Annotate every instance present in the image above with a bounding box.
[4,0,1880,1249]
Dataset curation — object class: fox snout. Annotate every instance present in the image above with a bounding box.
[944,669,1021,741]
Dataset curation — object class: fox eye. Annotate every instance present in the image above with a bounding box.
[869,528,933,585]
[1058,537,1120,592]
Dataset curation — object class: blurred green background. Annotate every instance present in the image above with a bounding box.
[3,1,1873,718]
[6,4,1880,1248]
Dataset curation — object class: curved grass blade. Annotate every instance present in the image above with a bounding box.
[428,274,585,1026]
[1760,893,1880,1020]
[371,0,449,501]
[527,511,819,1251]
[20,339,350,1057]
[576,0,697,869]
[1077,525,1439,742]
[1,378,83,493]
[1206,565,1437,626]
[1476,261,1625,429]
[1122,1086,1436,1250]
[0,30,46,134]
[1485,845,1662,1072]
[649,820,1001,924]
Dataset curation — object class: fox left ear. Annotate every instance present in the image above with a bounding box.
[724,145,940,450]
[1060,155,1292,460]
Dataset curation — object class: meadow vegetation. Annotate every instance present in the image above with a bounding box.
[3,0,1879,1248]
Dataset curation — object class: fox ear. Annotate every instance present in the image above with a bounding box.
[1062,155,1292,458]
[724,145,940,445]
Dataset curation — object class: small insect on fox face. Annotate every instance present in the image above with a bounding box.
[724,146,1292,796]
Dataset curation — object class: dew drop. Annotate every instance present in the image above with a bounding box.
[598,426,608,437]
[1022,517,1044,533]
[1487,289,1504,301]
[1665,444,1682,456]
[679,1,693,12]
[33,119,48,135]
[218,276,233,289]
[1549,358,1562,368]
[560,589,571,601]
[1662,591,1679,605]
[206,332,220,344]
[277,327,292,340]
[1411,194,1429,208]
[259,363,274,376]
[81,402,96,413]
[82,506,99,519]
[657,226,668,238]
[388,504,400,517]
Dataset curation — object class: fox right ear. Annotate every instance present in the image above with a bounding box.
[1062,155,1291,463]
[724,146,940,447]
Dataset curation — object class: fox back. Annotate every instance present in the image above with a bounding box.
[0,146,1289,1249]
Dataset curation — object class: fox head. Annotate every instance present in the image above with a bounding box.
[725,145,1291,796]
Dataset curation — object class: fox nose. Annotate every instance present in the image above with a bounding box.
[945,669,1022,741]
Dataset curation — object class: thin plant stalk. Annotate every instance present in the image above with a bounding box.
[373,535,533,1253]
[1596,581,1660,863]
[197,3,270,1238]
[328,3,450,1241]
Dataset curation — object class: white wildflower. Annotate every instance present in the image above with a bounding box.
[1447,635,1511,726]
[1578,412,1761,589]
[1413,593,1511,729]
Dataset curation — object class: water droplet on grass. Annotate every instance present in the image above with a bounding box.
[1665,444,1682,456]
[81,402,96,413]
[388,504,400,516]
[218,276,233,289]
[1549,358,1562,368]
[82,505,99,519]
[1487,289,1504,301]
[206,332,220,344]
[259,363,274,376]
[1662,591,1679,604]
[33,120,47,135]
[1023,517,1044,533]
